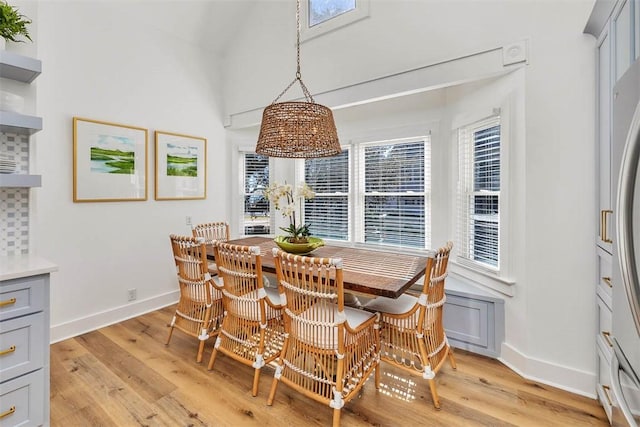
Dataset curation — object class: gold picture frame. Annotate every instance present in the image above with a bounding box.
[154,131,207,200]
[73,117,148,202]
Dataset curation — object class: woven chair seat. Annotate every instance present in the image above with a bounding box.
[207,262,219,275]
[292,304,376,350]
[364,294,417,315]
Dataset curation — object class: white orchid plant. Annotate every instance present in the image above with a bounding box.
[264,182,315,243]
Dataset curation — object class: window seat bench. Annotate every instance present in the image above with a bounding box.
[442,275,505,358]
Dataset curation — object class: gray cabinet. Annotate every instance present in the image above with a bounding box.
[0,257,56,427]
[443,277,505,358]
[586,0,638,423]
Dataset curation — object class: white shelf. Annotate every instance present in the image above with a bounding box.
[0,174,41,187]
[0,50,41,83]
[0,110,42,134]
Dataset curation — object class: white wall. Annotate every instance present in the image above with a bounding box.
[222,0,597,396]
[33,2,229,341]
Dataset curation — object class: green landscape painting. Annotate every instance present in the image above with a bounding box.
[90,135,135,174]
[166,143,198,177]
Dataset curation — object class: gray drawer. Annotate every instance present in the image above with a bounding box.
[0,276,45,322]
[597,341,613,424]
[597,246,613,309]
[0,312,45,383]
[0,369,44,427]
[597,294,613,354]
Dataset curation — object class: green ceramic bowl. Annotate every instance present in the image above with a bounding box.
[274,236,325,254]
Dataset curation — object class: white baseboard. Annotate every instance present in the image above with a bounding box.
[500,342,596,398]
[50,290,179,344]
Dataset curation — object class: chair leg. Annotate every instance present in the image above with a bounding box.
[196,339,205,363]
[252,368,261,397]
[208,342,219,370]
[448,347,457,370]
[165,327,174,346]
[374,362,380,389]
[332,408,342,427]
[165,316,176,345]
[267,372,280,405]
[429,378,441,410]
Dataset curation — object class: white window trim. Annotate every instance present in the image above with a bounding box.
[301,0,370,42]
[238,149,273,237]
[354,136,431,250]
[450,101,515,291]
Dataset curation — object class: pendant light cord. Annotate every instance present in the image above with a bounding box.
[272,0,314,104]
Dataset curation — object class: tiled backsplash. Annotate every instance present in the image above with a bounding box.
[1,132,31,255]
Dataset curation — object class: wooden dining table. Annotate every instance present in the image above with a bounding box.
[209,236,429,299]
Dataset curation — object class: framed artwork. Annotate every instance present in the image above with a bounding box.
[73,117,148,202]
[155,131,207,200]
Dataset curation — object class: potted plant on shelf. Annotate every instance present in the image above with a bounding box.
[264,181,324,254]
[0,1,32,48]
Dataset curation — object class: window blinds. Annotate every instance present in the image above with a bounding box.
[243,153,270,235]
[457,118,501,269]
[363,140,430,249]
[304,149,350,240]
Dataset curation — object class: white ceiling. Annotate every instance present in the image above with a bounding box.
[128,0,260,54]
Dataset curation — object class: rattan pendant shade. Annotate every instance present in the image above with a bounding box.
[256,101,339,158]
[255,0,340,159]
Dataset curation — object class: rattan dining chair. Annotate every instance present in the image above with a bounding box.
[363,241,456,409]
[192,221,230,275]
[267,249,380,427]
[207,242,285,397]
[166,234,224,363]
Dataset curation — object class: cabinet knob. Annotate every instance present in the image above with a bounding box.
[0,406,15,420]
[602,385,613,406]
[0,345,16,357]
[0,297,16,308]
[601,210,613,244]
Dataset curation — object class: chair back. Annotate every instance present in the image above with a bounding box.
[192,221,230,245]
[170,234,212,308]
[417,241,453,360]
[213,242,273,321]
[273,249,345,351]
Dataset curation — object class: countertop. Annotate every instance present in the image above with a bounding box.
[0,253,58,281]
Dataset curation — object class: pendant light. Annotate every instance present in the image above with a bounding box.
[255,0,341,158]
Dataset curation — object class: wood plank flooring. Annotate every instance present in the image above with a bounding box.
[50,305,609,426]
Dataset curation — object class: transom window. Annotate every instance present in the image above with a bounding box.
[308,0,356,27]
[302,0,369,41]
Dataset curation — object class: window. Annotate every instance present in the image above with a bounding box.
[361,139,430,249]
[304,149,350,240]
[303,136,431,250]
[456,117,501,270]
[301,0,369,41]
[308,0,356,27]
[242,153,270,235]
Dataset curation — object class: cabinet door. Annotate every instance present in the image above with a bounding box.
[614,0,634,82]
[598,27,614,253]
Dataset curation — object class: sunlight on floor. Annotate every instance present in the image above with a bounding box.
[377,371,418,402]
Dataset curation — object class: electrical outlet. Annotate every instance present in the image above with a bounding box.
[127,288,137,301]
[186,216,192,226]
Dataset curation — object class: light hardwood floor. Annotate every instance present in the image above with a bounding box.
[50,305,609,426]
